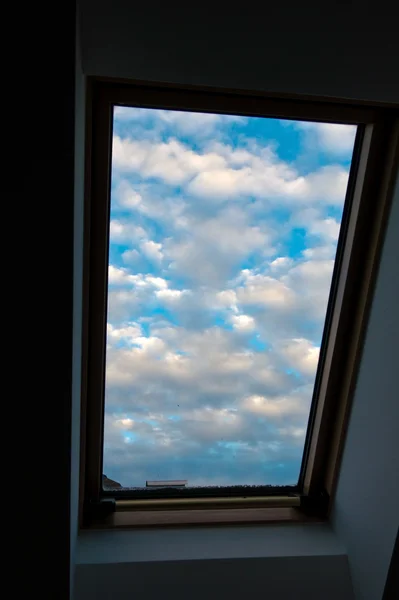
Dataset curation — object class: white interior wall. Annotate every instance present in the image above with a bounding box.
[75,555,353,600]
[332,171,399,600]
[76,524,354,599]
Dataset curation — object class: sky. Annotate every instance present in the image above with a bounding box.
[102,105,356,489]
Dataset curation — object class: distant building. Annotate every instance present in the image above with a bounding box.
[146,480,187,488]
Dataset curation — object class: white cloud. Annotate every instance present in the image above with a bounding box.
[308,217,341,242]
[302,166,349,204]
[187,147,348,205]
[283,259,334,291]
[108,266,168,290]
[277,426,306,444]
[231,314,255,331]
[182,407,243,442]
[103,315,315,485]
[295,122,357,156]
[108,265,136,286]
[115,417,135,429]
[236,271,295,309]
[114,106,147,121]
[277,338,320,378]
[132,336,166,355]
[270,257,294,272]
[114,106,247,137]
[302,245,337,260]
[140,240,163,263]
[215,290,238,312]
[113,136,349,205]
[155,288,188,301]
[107,271,170,321]
[105,323,292,399]
[282,259,335,322]
[291,209,341,243]
[143,276,168,289]
[122,249,141,265]
[157,110,223,135]
[109,219,147,244]
[242,393,308,418]
[114,180,142,210]
[112,136,226,184]
[164,206,273,287]
[107,289,140,321]
[107,322,142,345]
[286,209,342,261]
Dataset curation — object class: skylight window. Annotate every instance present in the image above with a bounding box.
[102,105,356,490]
[82,81,396,526]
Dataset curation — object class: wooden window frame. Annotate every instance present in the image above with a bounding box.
[80,77,399,529]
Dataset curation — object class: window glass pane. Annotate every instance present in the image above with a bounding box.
[103,106,356,490]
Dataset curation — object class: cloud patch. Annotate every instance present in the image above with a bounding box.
[290,121,357,157]
[102,106,352,487]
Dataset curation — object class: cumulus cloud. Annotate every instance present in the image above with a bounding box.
[270,257,294,272]
[242,392,309,418]
[112,135,349,205]
[107,271,171,321]
[283,259,334,305]
[276,338,320,378]
[308,217,341,242]
[294,121,357,156]
[108,266,168,290]
[109,220,147,244]
[140,240,163,264]
[105,324,294,405]
[114,105,247,137]
[188,161,348,205]
[107,322,142,345]
[236,271,295,309]
[155,288,188,301]
[108,265,136,286]
[231,314,255,331]
[163,206,274,287]
[112,136,226,184]
[114,179,143,210]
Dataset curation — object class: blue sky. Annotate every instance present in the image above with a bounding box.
[103,106,356,488]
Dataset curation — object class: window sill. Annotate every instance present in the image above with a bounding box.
[86,506,322,529]
[77,521,345,565]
